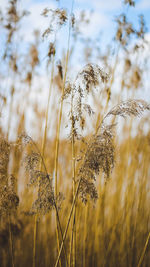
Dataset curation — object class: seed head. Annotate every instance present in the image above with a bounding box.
[78,124,115,203]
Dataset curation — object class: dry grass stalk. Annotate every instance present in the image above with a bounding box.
[137,231,150,267]
[54,1,75,266]
[20,133,68,266]
[54,97,150,266]
[0,138,19,267]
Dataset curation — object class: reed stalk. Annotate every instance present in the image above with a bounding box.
[33,55,55,267]
[54,177,82,267]
[6,85,15,267]
[8,214,15,267]
[55,106,110,267]
[54,1,74,265]
[69,93,76,267]
[137,231,150,267]
[7,87,15,141]
[83,203,88,267]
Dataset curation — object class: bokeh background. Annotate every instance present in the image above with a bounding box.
[0,1,150,267]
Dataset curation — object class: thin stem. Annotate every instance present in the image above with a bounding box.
[29,134,68,266]
[83,204,88,267]
[54,0,74,197]
[54,202,69,267]
[95,44,120,134]
[54,38,70,267]
[29,136,68,267]
[54,177,81,267]
[33,55,55,267]
[54,1,74,266]
[70,92,76,267]
[106,44,120,105]
[137,231,150,266]
[69,219,74,267]
[8,214,15,267]
[55,100,110,266]
[41,55,55,159]
[30,138,48,175]
[33,214,38,267]
[72,143,76,267]
[7,89,15,267]
[7,87,15,141]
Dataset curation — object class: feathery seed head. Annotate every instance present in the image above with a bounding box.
[105,99,150,119]
[78,124,115,203]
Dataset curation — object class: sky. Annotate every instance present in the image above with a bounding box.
[1,0,150,91]
[0,0,150,139]
[1,0,150,74]
[1,0,150,44]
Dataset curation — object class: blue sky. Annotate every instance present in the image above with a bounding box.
[1,0,150,138]
[1,0,150,72]
[1,0,150,45]
[1,0,150,92]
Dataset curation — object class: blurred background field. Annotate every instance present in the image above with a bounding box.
[0,0,150,267]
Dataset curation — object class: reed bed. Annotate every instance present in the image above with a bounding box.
[0,0,150,267]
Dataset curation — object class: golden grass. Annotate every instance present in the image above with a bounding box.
[0,1,150,267]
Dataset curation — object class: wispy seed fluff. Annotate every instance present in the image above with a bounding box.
[64,63,109,138]
[78,98,150,203]
[0,138,19,215]
[21,134,61,215]
[78,124,115,203]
